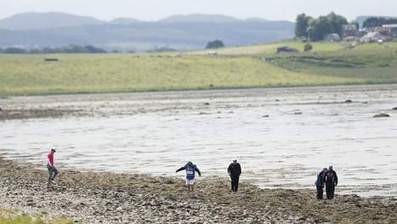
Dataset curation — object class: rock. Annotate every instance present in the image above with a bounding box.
[393,107,397,110]
[373,113,391,118]
[204,102,210,106]
[277,46,299,54]
[294,111,303,115]
[262,115,270,118]
[345,99,353,103]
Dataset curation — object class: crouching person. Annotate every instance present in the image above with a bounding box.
[176,161,201,191]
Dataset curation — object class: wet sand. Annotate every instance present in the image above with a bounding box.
[1,156,397,224]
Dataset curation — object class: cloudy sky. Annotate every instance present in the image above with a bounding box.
[0,0,396,21]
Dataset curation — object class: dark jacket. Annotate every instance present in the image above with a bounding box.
[176,163,201,180]
[325,169,338,186]
[315,169,327,187]
[228,162,241,177]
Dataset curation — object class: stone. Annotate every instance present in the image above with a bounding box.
[373,113,391,118]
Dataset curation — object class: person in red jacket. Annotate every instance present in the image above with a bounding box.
[47,148,58,185]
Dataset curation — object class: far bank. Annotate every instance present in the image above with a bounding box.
[1,41,396,96]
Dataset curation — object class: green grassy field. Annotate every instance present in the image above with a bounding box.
[0,209,72,224]
[0,41,396,96]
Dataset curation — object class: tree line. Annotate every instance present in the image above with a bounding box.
[0,45,107,54]
[295,12,349,41]
[296,12,397,41]
[363,17,397,28]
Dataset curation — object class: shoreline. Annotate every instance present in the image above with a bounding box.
[1,82,397,98]
[1,83,396,121]
[1,157,396,223]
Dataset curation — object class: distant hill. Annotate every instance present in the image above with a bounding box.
[0,12,104,30]
[244,18,269,23]
[0,12,294,51]
[160,14,239,23]
[109,18,142,25]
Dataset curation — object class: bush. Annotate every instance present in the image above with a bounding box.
[304,43,313,52]
[206,40,225,49]
[0,45,107,54]
[4,47,26,54]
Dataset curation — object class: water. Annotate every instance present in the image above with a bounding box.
[1,85,396,197]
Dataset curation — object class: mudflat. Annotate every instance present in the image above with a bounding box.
[1,156,396,224]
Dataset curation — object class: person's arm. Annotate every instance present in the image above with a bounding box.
[195,167,201,176]
[176,166,185,173]
[227,165,232,175]
[334,171,338,186]
[237,164,242,175]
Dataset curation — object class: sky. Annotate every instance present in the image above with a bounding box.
[0,0,396,21]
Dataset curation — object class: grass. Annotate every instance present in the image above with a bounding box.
[0,209,72,224]
[266,42,397,83]
[189,40,345,56]
[0,40,396,96]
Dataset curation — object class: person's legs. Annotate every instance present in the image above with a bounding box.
[47,165,53,184]
[230,180,234,191]
[330,185,335,199]
[231,176,238,192]
[186,179,190,191]
[51,167,59,181]
[186,179,195,191]
[235,176,239,192]
[316,186,323,199]
[231,177,236,192]
[326,183,332,199]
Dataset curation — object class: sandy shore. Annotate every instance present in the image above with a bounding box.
[0,157,396,224]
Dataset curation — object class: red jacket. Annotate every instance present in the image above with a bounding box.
[47,152,55,166]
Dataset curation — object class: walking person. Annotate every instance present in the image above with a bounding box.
[315,168,327,199]
[227,160,241,192]
[176,161,201,192]
[47,148,59,186]
[325,166,338,199]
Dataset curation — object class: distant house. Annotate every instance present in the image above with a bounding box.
[360,32,390,43]
[207,51,218,56]
[342,24,359,38]
[324,33,341,42]
[382,24,397,38]
[363,26,391,36]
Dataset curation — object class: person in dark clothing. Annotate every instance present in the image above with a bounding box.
[227,160,242,192]
[315,168,327,199]
[325,166,338,199]
[176,161,201,192]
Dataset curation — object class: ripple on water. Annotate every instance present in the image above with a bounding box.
[1,86,397,196]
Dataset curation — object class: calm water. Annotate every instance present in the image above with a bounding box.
[1,85,396,197]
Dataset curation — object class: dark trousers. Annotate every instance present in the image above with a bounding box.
[231,176,240,192]
[47,164,59,183]
[326,183,335,199]
[316,185,324,199]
